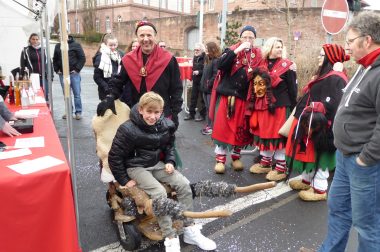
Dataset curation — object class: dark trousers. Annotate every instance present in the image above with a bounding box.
[189,81,206,117]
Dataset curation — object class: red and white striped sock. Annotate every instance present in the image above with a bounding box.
[275,159,287,173]
[260,156,272,167]
[231,147,241,161]
[216,154,226,164]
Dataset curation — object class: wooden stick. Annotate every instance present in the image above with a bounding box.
[183,209,232,218]
[234,181,276,193]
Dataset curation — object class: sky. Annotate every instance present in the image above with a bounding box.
[364,0,380,10]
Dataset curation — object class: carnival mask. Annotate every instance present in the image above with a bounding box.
[254,75,266,98]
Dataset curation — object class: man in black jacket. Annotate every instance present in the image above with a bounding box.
[184,43,206,121]
[97,21,183,129]
[53,35,86,120]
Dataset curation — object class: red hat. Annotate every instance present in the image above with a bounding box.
[322,44,350,64]
[135,20,157,35]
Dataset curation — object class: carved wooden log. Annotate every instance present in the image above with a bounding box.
[234,181,276,193]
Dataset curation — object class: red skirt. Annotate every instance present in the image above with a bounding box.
[285,119,316,163]
[212,96,252,147]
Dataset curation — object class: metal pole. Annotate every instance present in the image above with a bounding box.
[199,0,204,44]
[59,0,81,248]
[44,7,53,115]
[220,0,227,49]
[39,18,46,106]
[326,33,332,43]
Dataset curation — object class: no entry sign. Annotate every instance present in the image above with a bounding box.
[321,0,349,35]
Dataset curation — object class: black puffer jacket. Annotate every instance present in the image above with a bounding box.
[108,104,176,186]
[93,51,120,100]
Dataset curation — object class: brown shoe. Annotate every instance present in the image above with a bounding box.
[249,163,271,174]
[299,247,315,252]
[75,113,82,120]
[266,170,286,181]
[231,159,244,171]
[289,179,311,190]
[62,114,67,119]
[214,162,225,174]
[299,188,327,201]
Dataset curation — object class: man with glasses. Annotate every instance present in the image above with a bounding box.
[184,43,206,121]
[314,11,380,252]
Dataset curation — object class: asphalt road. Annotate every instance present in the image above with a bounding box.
[51,67,358,252]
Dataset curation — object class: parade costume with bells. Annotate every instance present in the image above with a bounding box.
[249,56,297,181]
[285,44,349,201]
[210,25,262,174]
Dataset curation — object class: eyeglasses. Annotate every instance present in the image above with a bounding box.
[160,45,166,48]
[345,35,365,45]
[194,49,201,51]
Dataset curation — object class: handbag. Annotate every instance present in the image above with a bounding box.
[278,107,296,137]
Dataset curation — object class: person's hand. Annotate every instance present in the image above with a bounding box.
[356,156,367,166]
[193,70,199,75]
[125,180,136,188]
[2,122,21,137]
[97,96,116,116]
[70,70,77,74]
[165,163,175,174]
[234,41,251,54]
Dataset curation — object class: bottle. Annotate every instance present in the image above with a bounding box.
[21,84,29,108]
[28,84,35,104]
[8,75,15,105]
[14,82,21,106]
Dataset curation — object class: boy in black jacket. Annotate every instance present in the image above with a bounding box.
[108,92,216,252]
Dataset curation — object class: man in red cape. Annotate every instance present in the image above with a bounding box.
[97,21,183,129]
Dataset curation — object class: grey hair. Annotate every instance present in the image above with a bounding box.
[194,42,205,51]
[348,11,380,44]
[262,37,286,59]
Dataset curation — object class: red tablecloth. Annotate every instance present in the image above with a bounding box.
[179,63,193,81]
[0,98,81,252]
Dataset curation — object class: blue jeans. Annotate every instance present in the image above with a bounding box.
[59,72,82,114]
[319,150,380,252]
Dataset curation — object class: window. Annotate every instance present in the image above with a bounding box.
[96,0,101,5]
[117,0,123,3]
[105,16,111,32]
[76,19,80,34]
[117,15,122,23]
[208,0,215,11]
[311,0,317,7]
[95,19,100,32]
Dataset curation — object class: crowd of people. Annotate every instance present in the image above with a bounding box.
[1,10,380,252]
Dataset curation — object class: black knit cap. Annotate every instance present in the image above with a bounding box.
[135,20,157,35]
[240,25,257,38]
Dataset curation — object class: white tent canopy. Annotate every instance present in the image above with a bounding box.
[0,0,58,82]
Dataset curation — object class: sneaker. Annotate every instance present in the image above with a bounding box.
[164,236,181,252]
[75,113,82,120]
[62,114,67,119]
[201,126,213,135]
[183,224,217,251]
[184,114,195,120]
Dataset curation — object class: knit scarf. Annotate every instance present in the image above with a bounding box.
[98,43,121,78]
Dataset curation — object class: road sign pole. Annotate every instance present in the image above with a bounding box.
[326,33,332,43]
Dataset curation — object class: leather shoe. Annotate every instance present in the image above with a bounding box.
[184,115,195,120]
[195,116,205,122]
